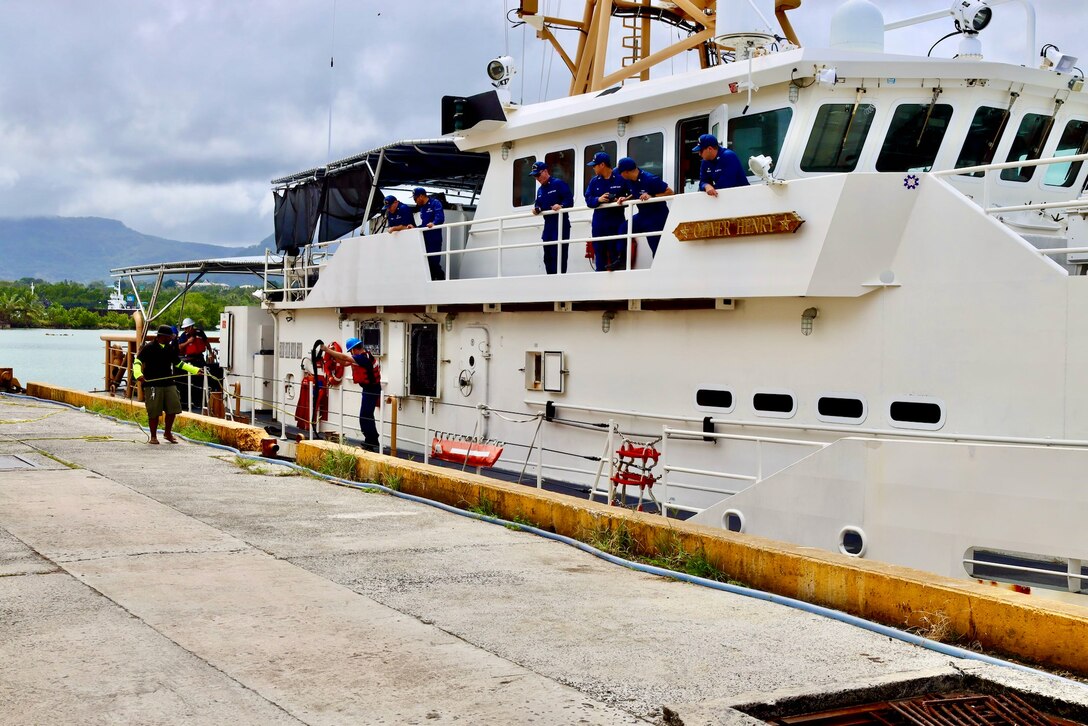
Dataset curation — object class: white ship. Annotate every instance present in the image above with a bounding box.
[120,0,1088,601]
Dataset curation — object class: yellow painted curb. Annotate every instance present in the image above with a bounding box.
[25,382,265,451]
[298,438,1088,676]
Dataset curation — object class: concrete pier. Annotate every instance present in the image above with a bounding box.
[2,394,1086,725]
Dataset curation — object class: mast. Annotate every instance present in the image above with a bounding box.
[517,0,803,96]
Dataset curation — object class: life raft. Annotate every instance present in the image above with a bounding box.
[431,433,505,468]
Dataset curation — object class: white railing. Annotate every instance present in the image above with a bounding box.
[658,425,828,518]
[931,152,1088,211]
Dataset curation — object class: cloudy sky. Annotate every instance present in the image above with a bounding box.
[0,0,1081,247]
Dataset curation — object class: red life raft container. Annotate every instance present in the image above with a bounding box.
[431,434,504,468]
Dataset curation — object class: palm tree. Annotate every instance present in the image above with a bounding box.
[0,288,48,328]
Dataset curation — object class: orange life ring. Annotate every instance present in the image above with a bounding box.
[323,342,345,386]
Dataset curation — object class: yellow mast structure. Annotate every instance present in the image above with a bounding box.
[517,0,802,96]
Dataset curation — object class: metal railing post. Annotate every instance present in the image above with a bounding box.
[496,216,504,277]
[377,392,384,453]
[756,438,763,482]
[339,384,345,444]
[660,424,669,517]
[250,368,257,417]
[626,203,634,271]
[423,396,431,464]
[308,378,315,440]
[536,423,543,489]
[202,368,209,415]
[186,373,193,413]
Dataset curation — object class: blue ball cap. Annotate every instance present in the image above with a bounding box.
[692,133,720,153]
[615,156,637,173]
[587,151,611,167]
[345,337,362,352]
[412,186,427,198]
[529,161,548,177]
[382,194,397,208]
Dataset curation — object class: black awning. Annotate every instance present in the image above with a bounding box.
[271,139,490,253]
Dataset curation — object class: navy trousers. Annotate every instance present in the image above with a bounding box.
[358,391,380,448]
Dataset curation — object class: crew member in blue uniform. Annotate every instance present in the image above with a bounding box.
[383,194,415,231]
[692,133,749,196]
[584,151,632,271]
[530,161,574,274]
[413,187,446,280]
[616,157,674,257]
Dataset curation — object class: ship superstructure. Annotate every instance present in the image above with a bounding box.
[122,1,1088,600]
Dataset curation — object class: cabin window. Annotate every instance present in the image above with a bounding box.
[729,108,792,174]
[676,115,709,192]
[800,103,876,173]
[626,132,664,178]
[408,323,439,398]
[876,103,954,172]
[888,397,944,430]
[965,547,1088,593]
[955,106,1009,176]
[1044,119,1088,187]
[695,387,734,413]
[583,141,618,189]
[1000,113,1054,182]
[816,395,866,424]
[544,148,576,187]
[512,155,537,207]
[839,527,867,557]
[752,390,796,418]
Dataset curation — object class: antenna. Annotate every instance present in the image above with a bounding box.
[327,0,337,161]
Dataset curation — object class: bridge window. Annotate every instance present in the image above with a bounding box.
[676,115,709,192]
[729,108,792,175]
[626,132,664,178]
[1000,113,1054,182]
[544,148,576,187]
[955,106,1009,176]
[583,141,618,189]
[800,103,877,173]
[888,397,944,430]
[876,103,954,172]
[512,155,537,207]
[1044,119,1088,187]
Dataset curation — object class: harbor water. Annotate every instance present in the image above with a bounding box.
[0,328,116,392]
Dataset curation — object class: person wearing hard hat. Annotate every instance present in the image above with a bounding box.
[321,337,382,452]
[692,133,749,197]
[177,317,209,365]
[133,325,201,444]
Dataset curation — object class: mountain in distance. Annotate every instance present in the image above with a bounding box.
[0,216,276,283]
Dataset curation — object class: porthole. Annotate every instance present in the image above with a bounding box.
[723,509,745,533]
[888,396,945,430]
[838,526,867,557]
[752,390,796,419]
[695,386,734,413]
[816,394,866,424]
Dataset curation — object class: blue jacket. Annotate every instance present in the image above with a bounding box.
[585,173,632,232]
[626,170,670,222]
[417,197,445,227]
[534,177,573,240]
[386,203,414,228]
[699,149,750,191]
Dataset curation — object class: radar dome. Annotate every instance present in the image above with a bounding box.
[829,0,885,53]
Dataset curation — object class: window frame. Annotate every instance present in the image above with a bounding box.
[694,385,735,414]
[887,395,945,431]
[728,107,794,177]
[815,393,867,425]
[583,140,618,190]
[751,388,797,419]
[800,102,878,173]
[511,155,537,208]
[874,101,955,173]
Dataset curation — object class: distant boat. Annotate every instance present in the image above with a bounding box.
[106,280,138,312]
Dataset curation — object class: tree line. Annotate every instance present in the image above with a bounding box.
[0,278,259,330]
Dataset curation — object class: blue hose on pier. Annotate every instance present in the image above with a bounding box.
[4,390,1086,692]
